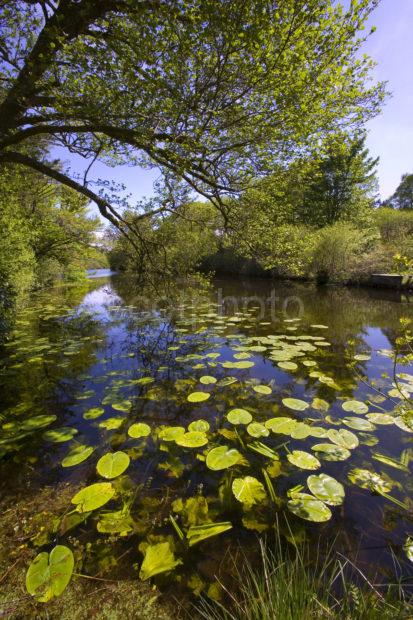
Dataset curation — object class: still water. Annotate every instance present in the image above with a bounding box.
[1,273,413,597]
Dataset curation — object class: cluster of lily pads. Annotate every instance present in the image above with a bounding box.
[2,293,413,603]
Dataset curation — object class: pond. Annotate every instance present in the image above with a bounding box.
[1,272,413,604]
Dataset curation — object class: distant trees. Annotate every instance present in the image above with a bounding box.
[383,174,413,210]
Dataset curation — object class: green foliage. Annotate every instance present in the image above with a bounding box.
[384,173,413,210]
[26,545,74,603]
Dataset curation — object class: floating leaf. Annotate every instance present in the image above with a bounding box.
[187,522,233,546]
[128,423,151,438]
[222,360,255,369]
[226,408,252,425]
[348,468,393,493]
[175,431,208,448]
[311,398,329,412]
[188,419,210,432]
[327,429,359,450]
[265,417,296,434]
[83,407,104,420]
[287,450,320,470]
[97,451,130,479]
[366,413,394,425]
[206,446,243,470]
[247,422,269,438]
[199,376,217,385]
[71,482,115,512]
[139,542,182,580]
[158,426,185,441]
[62,445,94,467]
[307,474,345,506]
[311,443,351,461]
[278,361,298,371]
[404,536,413,562]
[43,427,77,443]
[232,476,266,507]
[99,417,124,431]
[187,392,211,403]
[21,415,57,430]
[112,400,132,412]
[26,545,74,602]
[287,493,331,522]
[342,400,369,414]
[97,510,134,535]
[282,398,309,411]
[343,417,374,431]
[253,385,272,395]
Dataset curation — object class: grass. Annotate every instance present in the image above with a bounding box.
[194,531,413,620]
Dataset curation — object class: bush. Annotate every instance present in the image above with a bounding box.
[374,207,413,243]
[311,222,377,284]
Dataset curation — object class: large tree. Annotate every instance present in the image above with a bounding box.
[0,0,385,240]
[383,173,413,210]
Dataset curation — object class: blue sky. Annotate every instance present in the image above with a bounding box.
[57,0,412,214]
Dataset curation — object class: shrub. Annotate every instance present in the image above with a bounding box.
[374,207,413,243]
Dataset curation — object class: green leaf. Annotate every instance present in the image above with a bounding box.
[71,482,115,512]
[232,476,266,507]
[139,542,182,580]
[404,536,413,562]
[265,417,297,434]
[282,398,309,411]
[253,385,272,395]
[307,474,345,506]
[158,426,185,441]
[99,417,124,430]
[327,428,359,449]
[206,445,243,470]
[186,522,233,546]
[311,443,351,461]
[366,413,394,425]
[226,408,252,425]
[287,493,331,522]
[96,451,130,479]
[341,400,369,414]
[199,376,217,385]
[21,414,57,430]
[188,419,210,432]
[348,468,393,493]
[187,391,211,403]
[83,407,104,420]
[342,417,374,431]
[62,445,94,467]
[247,422,269,438]
[128,423,151,438]
[287,450,320,470]
[97,510,135,535]
[43,427,77,443]
[175,431,208,448]
[248,441,280,460]
[26,545,74,602]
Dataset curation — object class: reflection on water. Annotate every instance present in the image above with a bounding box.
[1,275,413,596]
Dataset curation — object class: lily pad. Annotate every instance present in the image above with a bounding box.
[43,427,77,443]
[311,443,351,461]
[253,385,272,395]
[188,419,210,432]
[26,545,74,602]
[327,429,359,449]
[227,408,252,425]
[366,413,394,425]
[282,398,309,411]
[158,426,185,441]
[287,493,331,522]
[99,417,124,431]
[21,415,57,430]
[206,445,243,471]
[247,422,269,438]
[307,474,345,506]
[71,482,115,512]
[342,400,369,414]
[343,417,374,431]
[199,376,217,385]
[232,476,266,507]
[265,417,297,434]
[175,431,208,448]
[96,451,130,479]
[187,392,211,403]
[348,468,393,493]
[139,542,182,580]
[287,450,320,470]
[83,407,104,420]
[128,423,151,438]
[62,445,94,467]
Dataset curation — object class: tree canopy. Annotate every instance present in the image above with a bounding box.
[383,173,413,210]
[0,0,385,238]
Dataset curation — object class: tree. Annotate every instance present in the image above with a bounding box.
[0,0,385,241]
[297,133,379,227]
[383,173,413,210]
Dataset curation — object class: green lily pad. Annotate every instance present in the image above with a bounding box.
[97,510,135,535]
[139,542,182,580]
[311,398,329,411]
[311,443,351,461]
[111,400,132,412]
[62,445,94,467]
[97,451,130,479]
[342,417,374,431]
[227,408,252,425]
[71,482,115,512]
[21,415,57,430]
[287,450,320,470]
[187,392,211,403]
[348,468,393,493]
[282,398,309,411]
[175,431,208,448]
[342,400,369,414]
[43,427,77,443]
[278,361,298,371]
[265,417,297,434]
[128,423,151,438]
[206,445,243,471]
[199,376,217,385]
[99,417,124,430]
[327,429,359,449]
[232,476,266,507]
[158,426,186,441]
[287,493,331,522]
[253,385,272,395]
[83,407,105,420]
[188,419,210,432]
[222,360,255,369]
[366,413,395,425]
[247,422,269,438]
[26,545,74,602]
[307,474,345,506]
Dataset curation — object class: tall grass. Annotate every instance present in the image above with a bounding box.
[195,532,412,620]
